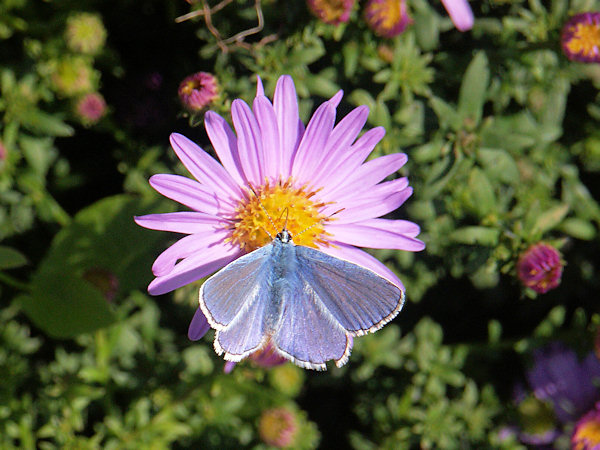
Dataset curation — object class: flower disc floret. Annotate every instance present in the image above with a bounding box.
[561,12,600,63]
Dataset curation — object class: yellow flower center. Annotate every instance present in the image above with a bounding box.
[368,0,402,32]
[573,415,600,450]
[566,22,600,58]
[315,0,349,22]
[227,179,331,252]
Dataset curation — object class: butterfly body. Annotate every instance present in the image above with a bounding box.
[199,229,404,370]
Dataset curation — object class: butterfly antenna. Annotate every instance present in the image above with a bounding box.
[294,208,345,239]
[247,183,276,239]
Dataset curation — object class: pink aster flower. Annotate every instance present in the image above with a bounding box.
[572,402,600,450]
[440,0,474,32]
[364,0,412,38]
[178,71,218,112]
[516,243,563,294]
[135,74,425,342]
[259,407,299,448]
[75,92,107,126]
[561,12,600,63]
[306,0,355,25]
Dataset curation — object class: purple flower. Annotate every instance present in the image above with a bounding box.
[527,342,600,424]
[517,243,563,294]
[561,12,600,64]
[136,74,424,346]
[440,0,474,32]
[259,407,299,448]
[222,340,289,373]
[178,72,219,112]
[75,92,107,126]
[364,0,412,38]
[306,0,355,25]
[572,402,600,450]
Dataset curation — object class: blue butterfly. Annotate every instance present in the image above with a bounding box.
[199,228,404,370]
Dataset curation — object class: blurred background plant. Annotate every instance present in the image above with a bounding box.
[1,0,600,448]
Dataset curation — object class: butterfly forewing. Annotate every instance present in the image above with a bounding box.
[294,246,404,336]
[200,244,272,330]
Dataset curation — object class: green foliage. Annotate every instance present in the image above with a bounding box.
[1,0,599,448]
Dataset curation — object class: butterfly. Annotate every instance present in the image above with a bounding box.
[199,227,404,371]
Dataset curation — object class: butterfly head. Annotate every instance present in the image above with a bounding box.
[276,229,293,243]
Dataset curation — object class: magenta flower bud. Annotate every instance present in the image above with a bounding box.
[561,12,600,63]
[572,402,600,450]
[364,0,412,38]
[249,340,288,368]
[306,0,355,25]
[259,407,299,448]
[178,72,218,112]
[517,243,563,294]
[75,92,107,126]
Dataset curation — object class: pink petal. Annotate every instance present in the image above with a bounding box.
[231,99,264,186]
[224,361,237,373]
[328,90,344,108]
[335,178,409,205]
[324,188,413,224]
[441,0,474,32]
[188,307,211,341]
[291,102,336,184]
[134,212,228,234]
[152,229,231,276]
[253,95,280,179]
[325,222,425,251]
[148,243,241,295]
[313,105,369,181]
[204,111,246,187]
[256,75,264,96]
[356,218,422,238]
[273,75,303,178]
[149,174,235,215]
[169,133,242,200]
[318,127,386,200]
[319,242,405,290]
[326,153,408,199]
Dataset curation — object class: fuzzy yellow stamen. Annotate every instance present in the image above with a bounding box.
[227,179,331,252]
[566,22,600,59]
[573,417,600,450]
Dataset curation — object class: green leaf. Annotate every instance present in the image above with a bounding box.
[450,227,500,246]
[428,96,459,131]
[457,52,489,126]
[20,110,74,137]
[36,194,174,296]
[468,168,496,217]
[342,42,359,78]
[477,148,520,184]
[530,203,569,236]
[560,218,596,240]
[18,272,115,339]
[0,245,28,269]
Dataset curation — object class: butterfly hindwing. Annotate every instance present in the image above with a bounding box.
[294,246,404,336]
[200,244,272,330]
[272,269,351,370]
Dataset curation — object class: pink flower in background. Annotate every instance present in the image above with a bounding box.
[259,407,299,448]
[75,92,107,126]
[135,74,424,343]
[306,0,355,25]
[440,0,474,32]
[364,0,412,38]
[561,12,600,63]
[517,243,563,294]
[178,71,219,112]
